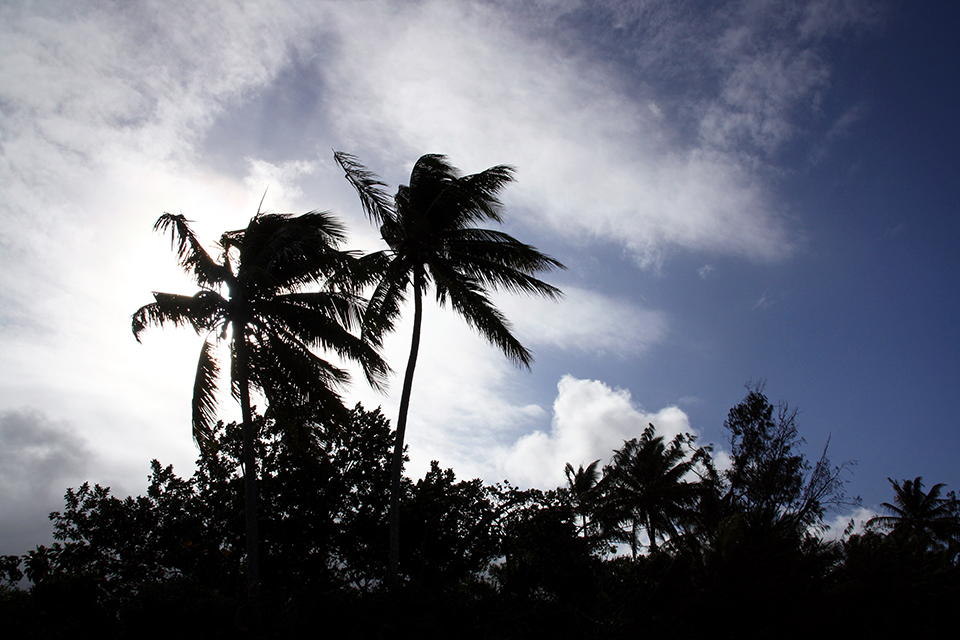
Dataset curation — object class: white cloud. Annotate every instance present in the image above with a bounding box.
[499,375,694,488]
[319,0,796,267]
[244,158,319,211]
[499,286,668,357]
[822,506,878,541]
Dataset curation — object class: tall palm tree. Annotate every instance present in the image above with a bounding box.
[132,210,387,607]
[867,476,960,550]
[601,425,703,557]
[334,151,565,580]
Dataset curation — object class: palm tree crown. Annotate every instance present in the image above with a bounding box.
[867,476,960,549]
[565,460,602,537]
[133,211,387,443]
[335,151,565,581]
[336,152,564,357]
[600,425,704,556]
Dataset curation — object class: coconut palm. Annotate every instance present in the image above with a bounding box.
[867,476,960,550]
[601,425,703,557]
[334,151,565,580]
[132,210,387,607]
[565,460,602,536]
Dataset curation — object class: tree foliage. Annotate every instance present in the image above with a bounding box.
[5,385,956,638]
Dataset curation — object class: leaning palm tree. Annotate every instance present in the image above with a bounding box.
[867,476,960,550]
[335,151,565,581]
[132,210,387,608]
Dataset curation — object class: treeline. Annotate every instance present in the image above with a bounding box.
[3,386,958,638]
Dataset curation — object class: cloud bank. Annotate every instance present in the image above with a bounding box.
[500,375,693,488]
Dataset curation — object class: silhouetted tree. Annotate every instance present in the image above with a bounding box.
[564,460,602,536]
[335,151,565,581]
[679,383,855,634]
[402,462,499,588]
[721,382,852,535]
[131,211,387,609]
[5,405,400,636]
[600,425,706,557]
[867,476,960,552]
[492,486,595,605]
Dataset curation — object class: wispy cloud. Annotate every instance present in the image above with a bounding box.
[317,0,813,266]
[500,286,668,357]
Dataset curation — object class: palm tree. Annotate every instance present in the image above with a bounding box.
[132,210,387,608]
[334,151,565,580]
[601,424,703,557]
[564,460,601,536]
[867,476,960,550]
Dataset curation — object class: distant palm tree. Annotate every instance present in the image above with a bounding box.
[132,211,387,607]
[335,151,565,581]
[867,476,960,550]
[565,460,602,535]
[601,425,703,557]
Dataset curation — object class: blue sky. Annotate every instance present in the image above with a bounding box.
[1,0,958,555]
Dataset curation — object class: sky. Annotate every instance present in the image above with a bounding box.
[1,0,958,556]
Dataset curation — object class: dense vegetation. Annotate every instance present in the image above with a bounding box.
[3,389,958,638]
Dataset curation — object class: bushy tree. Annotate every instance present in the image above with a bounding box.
[721,382,853,535]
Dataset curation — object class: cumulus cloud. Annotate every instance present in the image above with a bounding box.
[822,506,878,541]
[0,409,92,554]
[499,375,694,488]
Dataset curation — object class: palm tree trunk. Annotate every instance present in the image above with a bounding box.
[235,325,261,615]
[388,269,423,584]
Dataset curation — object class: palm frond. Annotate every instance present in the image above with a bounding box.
[192,339,220,455]
[442,164,515,225]
[131,290,226,342]
[334,151,396,226]
[245,212,359,295]
[257,297,390,391]
[153,213,229,288]
[247,329,352,417]
[450,252,564,299]
[414,165,515,231]
[331,250,394,292]
[447,228,565,276]
[360,260,411,347]
[263,291,366,333]
[431,269,533,368]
